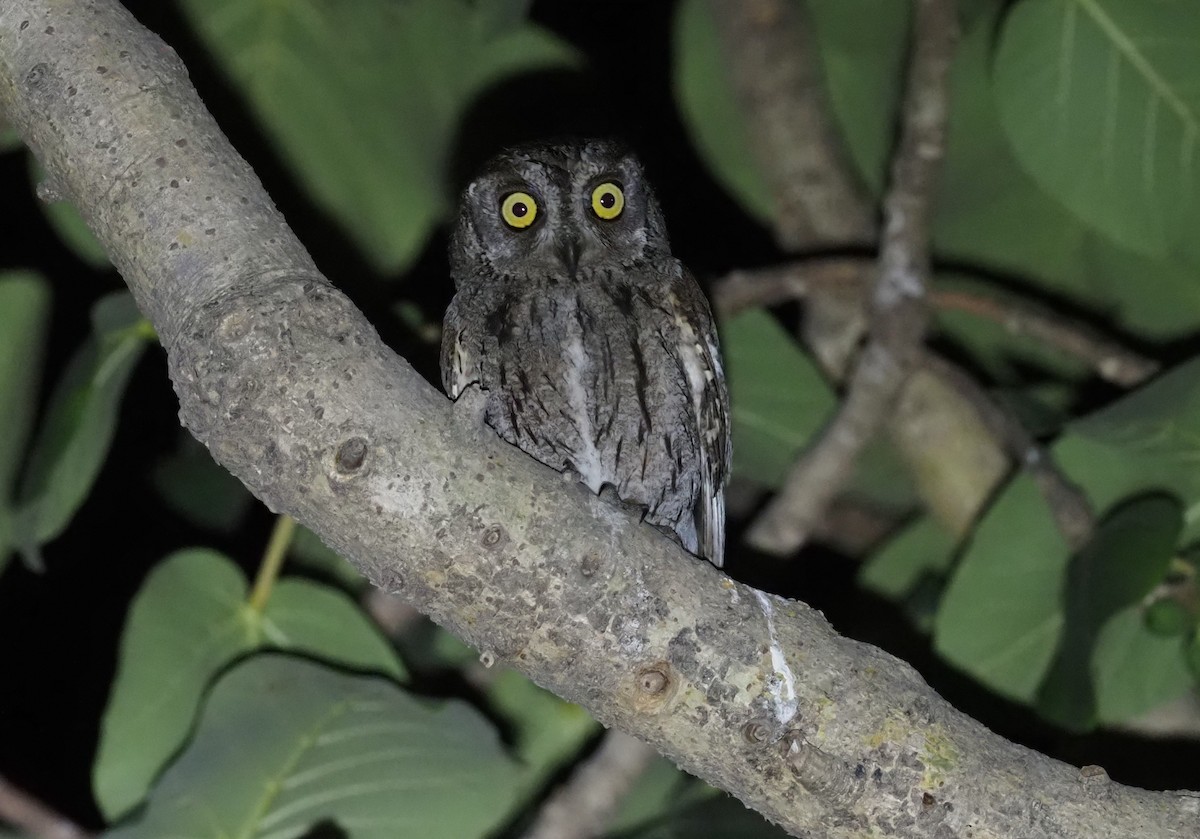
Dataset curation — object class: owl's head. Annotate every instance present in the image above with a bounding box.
[450,139,671,284]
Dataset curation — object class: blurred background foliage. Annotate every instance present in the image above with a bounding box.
[2,0,1200,835]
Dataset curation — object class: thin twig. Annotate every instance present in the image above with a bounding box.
[361,588,424,636]
[718,258,873,377]
[715,258,869,319]
[0,776,91,839]
[247,513,296,612]
[707,0,875,248]
[715,260,1159,388]
[922,354,1094,549]
[929,289,1159,387]
[747,0,959,555]
[521,731,657,839]
[720,263,1110,549]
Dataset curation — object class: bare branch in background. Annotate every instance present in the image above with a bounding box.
[707,0,875,249]
[922,355,1094,549]
[715,258,868,317]
[521,732,657,839]
[716,259,1160,388]
[930,288,1160,387]
[720,254,1104,548]
[887,364,1010,538]
[0,775,90,839]
[709,0,1153,556]
[747,0,958,555]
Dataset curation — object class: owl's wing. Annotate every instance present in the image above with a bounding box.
[440,296,480,399]
[672,269,731,567]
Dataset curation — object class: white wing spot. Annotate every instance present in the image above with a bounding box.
[563,297,604,492]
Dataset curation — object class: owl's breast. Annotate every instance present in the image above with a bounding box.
[475,278,702,542]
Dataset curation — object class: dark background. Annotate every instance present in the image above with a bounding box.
[1,0,1197,828]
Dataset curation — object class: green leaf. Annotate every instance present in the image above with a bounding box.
[935,9,1093,289]
[1186,630,1200,679]
[94,549,404,820]
[936,359,1200,708]
[1073,496,1182,616]
[28,156,110,268]
[671,0,774,224]
[104,655,518,839]
[474,0,533,36]
[11,292,149,564]
[933,6,1200,360]
[934,475,1069,703]
[805,0,909,195]
[263,578,403,680]
[1093,605,1194,723]
[488,668,598,800]
[0,121,20,152]
[94,549,257,820]
[0,273,52,570]
[1036,495,1182,730]
[289,524,367,591]
[993,0,1200,263]
[1144,598,1193,637]
[722,308,834,488]
[178,0,577,274]
[929,6,1108,378]
[152,433,253,533]
[859,517,958,602]
[606,758,715,837]
[1083,235,1200,341]
[1060,358,1200,542]
[845,436,921,512]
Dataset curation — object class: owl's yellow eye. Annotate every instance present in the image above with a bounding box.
[501,191,538,229]
[590,182,624,220]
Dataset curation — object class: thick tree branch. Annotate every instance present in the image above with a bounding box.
[707,0,875,248]
[2,1,1197,837]
[747,0,955,554]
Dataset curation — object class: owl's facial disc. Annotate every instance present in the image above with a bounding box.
[453,140,671,284]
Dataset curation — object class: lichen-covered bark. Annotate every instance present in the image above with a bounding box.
[0,1,1197,836]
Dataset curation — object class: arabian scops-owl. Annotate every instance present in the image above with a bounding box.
[442,140,730,566]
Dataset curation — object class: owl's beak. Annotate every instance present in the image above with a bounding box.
[555,237,582,277]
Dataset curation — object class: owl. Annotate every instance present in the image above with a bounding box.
[441,139,730,567]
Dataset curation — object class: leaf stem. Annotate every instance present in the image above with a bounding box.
[249,514,295,612]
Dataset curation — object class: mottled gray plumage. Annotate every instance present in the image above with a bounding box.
[441,139,730,566]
